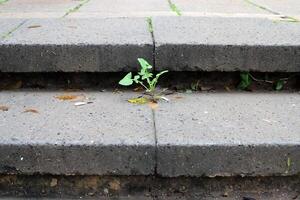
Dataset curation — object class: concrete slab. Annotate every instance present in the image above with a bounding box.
[0,0,80,18]
[155,93,300,177]
[0,91,155,175]
[172,0,268,14]
[248,0,300,16]
[0,18,26,39]
[153,16,300,72]
[68,0,173,18]
[0,18,153,72]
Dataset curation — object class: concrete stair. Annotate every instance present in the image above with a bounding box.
[0,0,300,198]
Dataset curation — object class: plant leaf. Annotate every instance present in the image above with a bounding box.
[133,75,140,83]
[137,58,152,69]
[275,80,284,91]
[127,97,149,104]
[119,72,133,86]
[238,72,252,90]
[156,70,168,78]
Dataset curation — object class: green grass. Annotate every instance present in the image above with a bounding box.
[0,0,8,5]
[63,0,90,17]
[167,0,181,16]
[146,17,153,33]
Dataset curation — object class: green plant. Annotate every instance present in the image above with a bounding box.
[238,72,252,90]
[119,58,168,94]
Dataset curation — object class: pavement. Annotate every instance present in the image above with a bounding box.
[0,90,299,177]
[0,0,299,72]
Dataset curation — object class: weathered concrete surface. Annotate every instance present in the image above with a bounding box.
[0,0,80,18]
[153,17,300,72]
[248,0,300,16]
[155,93,300,177]
[0,19,26,39]
[0,18,152,72]
[172,0,268,14]
[0,91,155,175]
[68,0,173,18]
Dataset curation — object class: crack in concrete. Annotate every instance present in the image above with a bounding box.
[244,0,299,22]
[146,17,156,71]
[167,0,181,16]
[1,19,27,40]
[151,109,158,175]
[62,0,90,18]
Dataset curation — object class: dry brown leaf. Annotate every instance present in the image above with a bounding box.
[133,86,144,92]
[225,86,231,92]
[55,94,78,100]
[5,80,22,90]
[50,178,58,187]
[28,25,41,29]
[23,108,39,114]
[173,96,183,99]
[109,179,121,191]
[0,105,9,111]
[148,101,158,110]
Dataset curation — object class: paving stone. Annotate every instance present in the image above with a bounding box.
[155,93,300,177]
[0,91,155,175]
[68,0,172,18]
[172,0,268,14]
[0,18,26,39]
[249,0,300,16]
[0,18,153,72]
[153,16,300,72]
[0,0,80,18]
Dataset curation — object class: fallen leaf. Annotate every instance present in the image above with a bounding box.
[160,96,169,102]
[74,101,93,106]
[50,178,58,187]
[108,179,120,191]
[133,86,144,92]
[23,108,39,114]
[28,25,41,29]
[55,94,78,100]
[5,80,22,90]
[225,86,231,92]
[0,105,9,111]
[127,97,149,104]
[173,96,183,99]
[148,101,158,110]
[200,86,213,91]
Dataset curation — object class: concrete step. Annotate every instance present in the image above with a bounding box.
[0,90,299,177]
[1,0,299,72]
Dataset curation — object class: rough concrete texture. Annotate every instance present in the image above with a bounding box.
[0,19,26,39]
[249,0,300,16]
[172,0,268,14]
[0,0,80,18]
[0,91,155,175]
[68,0,173,18]
[155,93,300,177]
[153,17,300,72]
[0,18,152,72]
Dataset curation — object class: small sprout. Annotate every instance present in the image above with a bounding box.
[119,58,168,95]
[275,80,284,91]
[285,157,291,174]
[238,72,252,90]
